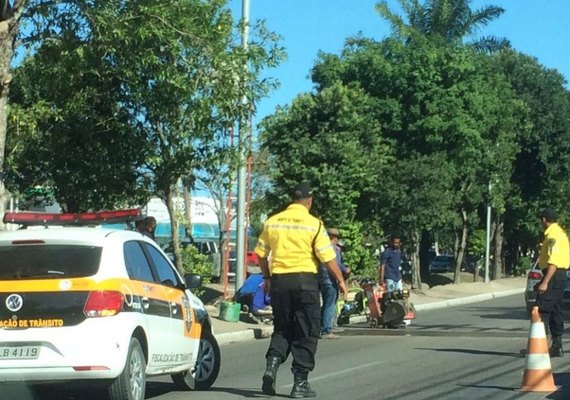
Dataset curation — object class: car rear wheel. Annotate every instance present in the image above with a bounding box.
[172,329,220,391]
[109,338,146,400]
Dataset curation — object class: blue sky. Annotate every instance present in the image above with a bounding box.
[229,0,570,125]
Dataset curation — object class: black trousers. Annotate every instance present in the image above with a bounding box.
[266,273,320,379]
[536,268,568,338]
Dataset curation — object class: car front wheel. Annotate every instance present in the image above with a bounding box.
[172,329,221,391]
[109,337,146,400]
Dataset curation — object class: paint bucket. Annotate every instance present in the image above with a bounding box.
[219,301,240,322]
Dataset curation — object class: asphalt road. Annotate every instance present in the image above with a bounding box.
[6,294,570,400]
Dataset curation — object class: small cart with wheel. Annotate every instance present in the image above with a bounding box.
[359,279,415,328]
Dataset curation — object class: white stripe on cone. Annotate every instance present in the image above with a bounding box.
[526,354,553,370]
[529,322,547,339]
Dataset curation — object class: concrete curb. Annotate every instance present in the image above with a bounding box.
[215,325,273,346]
[413,288,525,311]
[214,288,526,345]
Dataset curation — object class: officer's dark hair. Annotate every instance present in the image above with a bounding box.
[541,208,558,223]
[290,181,313,201]
[390,233,401,241]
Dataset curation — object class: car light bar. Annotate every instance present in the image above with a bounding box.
[3,208,143,226]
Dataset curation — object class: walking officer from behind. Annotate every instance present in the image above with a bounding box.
[536,207,569,357]
[255,182,348,398]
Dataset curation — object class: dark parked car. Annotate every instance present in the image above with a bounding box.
[524,260,570,315]
[428,255,471,273]
[428,255,455,273]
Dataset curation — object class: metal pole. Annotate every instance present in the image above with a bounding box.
[484,180,492,283]
[235,0,250,292]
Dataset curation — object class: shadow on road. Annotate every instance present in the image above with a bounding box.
[209,386,292,398]
[547,372,570,399]
[340,325,528,338]
[464,305,529,321]
[414,347,521,357]
[146,381,289,399]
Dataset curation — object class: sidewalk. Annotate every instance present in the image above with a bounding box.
[208,276,527,346]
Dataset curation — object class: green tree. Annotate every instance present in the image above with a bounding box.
[496,50,570,270]
[375,0,509,52]
[6,0,284,274]
[259,82,392,225]
[94,0,283,272]
[0,0,32,229]
[310,39,526,283]
[7,36,149,211]
[371,153,456,288]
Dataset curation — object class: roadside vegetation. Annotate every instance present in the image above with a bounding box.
[0,1,568,286]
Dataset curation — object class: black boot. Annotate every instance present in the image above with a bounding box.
[262,356,281,395]
[550,336,564,358]
[290,377,317,398]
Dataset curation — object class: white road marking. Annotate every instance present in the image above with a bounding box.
[278,360,385,388]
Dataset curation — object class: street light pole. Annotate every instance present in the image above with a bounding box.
[484,180,492,283]
[235,0,250,292]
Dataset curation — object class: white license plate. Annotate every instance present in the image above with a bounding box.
[0,346,40,360]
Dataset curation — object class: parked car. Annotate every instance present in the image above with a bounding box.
[524,260,570,315]
[428,255,455,273]
[428,255,471,273]
[401,256,412,281]
[163,238,225,282]
[0,210,220,400]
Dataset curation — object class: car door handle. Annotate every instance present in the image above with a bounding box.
[141,297,150,310]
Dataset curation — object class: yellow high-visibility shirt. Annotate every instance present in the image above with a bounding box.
[254,204,336,274]
[538,223,570,270]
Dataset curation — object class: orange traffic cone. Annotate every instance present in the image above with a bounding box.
[519,306,557,392]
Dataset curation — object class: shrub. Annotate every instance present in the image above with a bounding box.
[514,255,532,277]
[180,245,212,297]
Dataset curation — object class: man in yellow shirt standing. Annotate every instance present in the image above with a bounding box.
[536,208,569,357]
[255,182,348,398]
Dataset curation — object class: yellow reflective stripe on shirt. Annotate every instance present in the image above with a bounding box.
[264,223,318,233]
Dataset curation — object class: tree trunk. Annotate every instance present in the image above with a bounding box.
[492,217,504,280]
[454,208,468,284]
[434,234,440,256]
[419,230,431,282]
[0,14,21,230]
[410,229,423,290]
[183,184,192,237]
[166,188,183,274]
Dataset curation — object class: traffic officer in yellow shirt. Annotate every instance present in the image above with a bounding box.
[255,182,347,398]
[536,208,569,357]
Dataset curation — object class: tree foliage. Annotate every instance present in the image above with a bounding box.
[259,82,392,225]
[375,0,509,52]
[6,0,284,273]
[7,34,148,211]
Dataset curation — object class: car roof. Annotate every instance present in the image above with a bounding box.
[0,227,150,246]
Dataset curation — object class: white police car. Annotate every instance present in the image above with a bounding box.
[0,209,220,400]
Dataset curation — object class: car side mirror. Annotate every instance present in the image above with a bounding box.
[184,273,203,289]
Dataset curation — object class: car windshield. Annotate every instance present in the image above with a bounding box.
[433,256,453,262]
[0,244,102,280]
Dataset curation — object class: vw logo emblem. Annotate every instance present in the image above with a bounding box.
[6,294,23,312]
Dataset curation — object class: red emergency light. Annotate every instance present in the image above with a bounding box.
[2,208,143,226]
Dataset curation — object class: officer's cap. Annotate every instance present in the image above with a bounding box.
[541,208,558,222]
[291,182,313,200]
[327,228,341,238]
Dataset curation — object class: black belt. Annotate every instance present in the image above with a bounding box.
[272,272,317,278]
